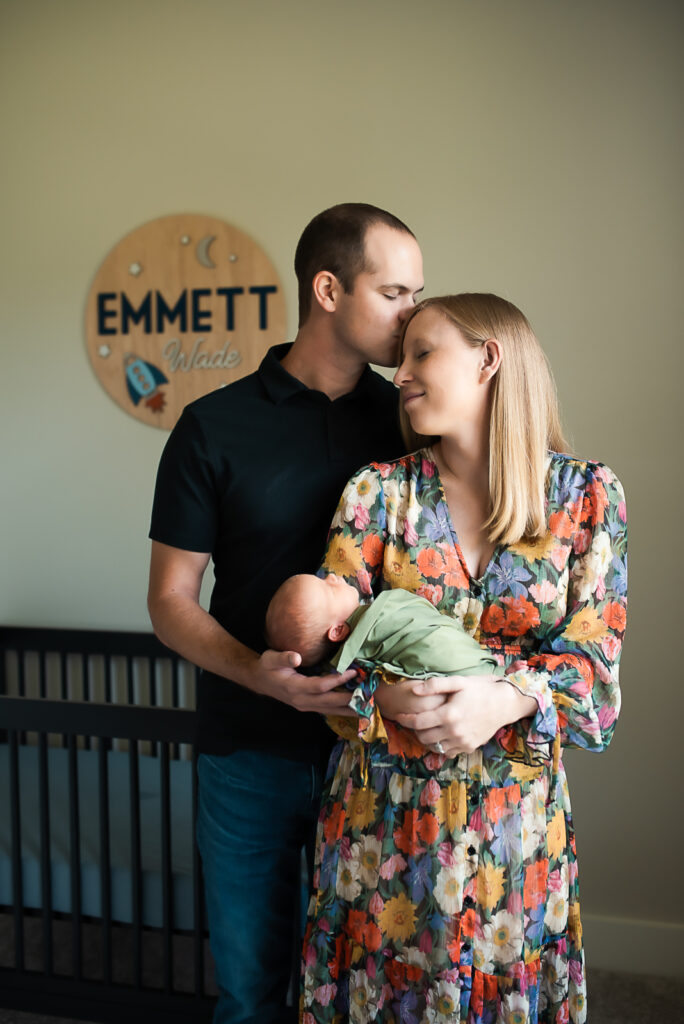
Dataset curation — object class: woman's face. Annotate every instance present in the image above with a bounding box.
[394,307,489,438]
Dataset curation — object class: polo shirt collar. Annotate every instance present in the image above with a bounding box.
[258,343,383,405]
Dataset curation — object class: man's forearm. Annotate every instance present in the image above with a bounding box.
[149,592,259,688]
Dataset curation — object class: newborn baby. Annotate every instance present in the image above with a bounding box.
[265,574,501,721]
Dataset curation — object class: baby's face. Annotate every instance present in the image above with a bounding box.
[308,574,360,627]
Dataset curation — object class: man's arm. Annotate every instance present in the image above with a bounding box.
[147,540,356,715]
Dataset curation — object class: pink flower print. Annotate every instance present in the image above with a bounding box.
[379,853,407,880]
[354,503,370,529]
[404,518,419,547]
[416,583,443,607]
[529,580,557,604]
[618,500,627,522]
[602,635,622,661]
[421,457,435,477]
[357,568,373,595]
[420,778,442,807]
[313,983,337,1006]
[573,529,592,555]
[369,891,385,916]
[550,545,569,571]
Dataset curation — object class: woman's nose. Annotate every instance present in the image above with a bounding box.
[393,361,411,387]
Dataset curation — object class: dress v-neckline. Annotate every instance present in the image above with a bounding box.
[423,447,499,586]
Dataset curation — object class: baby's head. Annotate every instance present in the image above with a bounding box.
[265,573,360,666]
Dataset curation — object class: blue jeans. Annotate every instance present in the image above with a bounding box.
[196,749,325,1024]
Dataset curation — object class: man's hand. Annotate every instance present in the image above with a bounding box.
[393,675,538,757]
[250,649,358,716]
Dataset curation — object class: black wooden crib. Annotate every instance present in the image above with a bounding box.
[0,626,217,1022]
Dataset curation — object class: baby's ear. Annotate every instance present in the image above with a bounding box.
[327,622,351,643]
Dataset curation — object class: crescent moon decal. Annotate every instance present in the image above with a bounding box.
[196,235,216,269]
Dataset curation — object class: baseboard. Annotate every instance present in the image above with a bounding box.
[582,913,684,978]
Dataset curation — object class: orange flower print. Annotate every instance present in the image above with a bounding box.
[417,812,440,844]
[417,546,446,578]
[484,788,509,824]
[549,509,575,539]
[583,479,609,526]
[364,920,383,952]
[344,909,368,943]
[393,809,424,855]
[439,543,469,588]
[323,802,345,844]
[523,859,549,909]
[602,601,626,632]
[502,596,541,637]
[481,604,506,634]
[361,533,384,568]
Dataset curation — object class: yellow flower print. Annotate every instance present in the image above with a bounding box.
[321,534,363,578]
[509,531,556,562]
[563,607,609,643]
[435,781,467,832]
[377,892,418,942]
[347,787,378,830]
[382,544,423,591]
[477,861,507,911]
[567,901,583,945]
[508,760,544,784]
[546,807,566,860]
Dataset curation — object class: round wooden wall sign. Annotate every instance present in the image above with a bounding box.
[85,214,286,429]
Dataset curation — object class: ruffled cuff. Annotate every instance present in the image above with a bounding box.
[504,668,557,749]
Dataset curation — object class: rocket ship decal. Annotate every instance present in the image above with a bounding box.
[124,354,168,412]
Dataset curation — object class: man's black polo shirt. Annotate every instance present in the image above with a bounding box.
[149,343,404,760]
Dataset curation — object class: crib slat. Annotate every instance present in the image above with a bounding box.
[68,733,83,980]
[60,650,68,701]
[160,742,173,993]
[39,650,47,699]
[98,739,112,984]
[192,749,205,998]
[38,732,53,974]
[126,654,135,704]
[129,741,142,989]
[104,653,112,703]
[9,730,25,971]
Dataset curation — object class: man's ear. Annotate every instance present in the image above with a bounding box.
[312,270,340,313]
[327,622,351,643]
[479,337,502,382]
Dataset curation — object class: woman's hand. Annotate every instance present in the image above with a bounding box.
[375,678,447,719]
[392,675,538,757]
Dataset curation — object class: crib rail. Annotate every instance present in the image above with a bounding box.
[0,630,215,1023]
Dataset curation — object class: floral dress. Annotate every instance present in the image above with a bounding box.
[300,449,627,1024]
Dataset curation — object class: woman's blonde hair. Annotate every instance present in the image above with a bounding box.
[399,293,570,545]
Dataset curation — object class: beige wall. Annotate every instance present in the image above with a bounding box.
[2,0,682,975]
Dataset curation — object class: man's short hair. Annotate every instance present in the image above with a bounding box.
[294,203,415,327]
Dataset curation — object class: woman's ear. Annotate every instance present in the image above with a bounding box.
[479,337,502,382]
[312,270,340,313]
[327,621,351,643]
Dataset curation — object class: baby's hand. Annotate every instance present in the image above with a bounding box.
[376,679,447,719]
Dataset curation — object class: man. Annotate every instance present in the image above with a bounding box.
[147,203,424,1024]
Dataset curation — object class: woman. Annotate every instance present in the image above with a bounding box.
[300,294,627,1023]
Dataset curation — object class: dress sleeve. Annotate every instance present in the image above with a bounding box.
[319,465,405,747]
[319,464,388,598]
[504,463,627,754]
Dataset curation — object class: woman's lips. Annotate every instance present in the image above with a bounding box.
[402,391,424,407]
